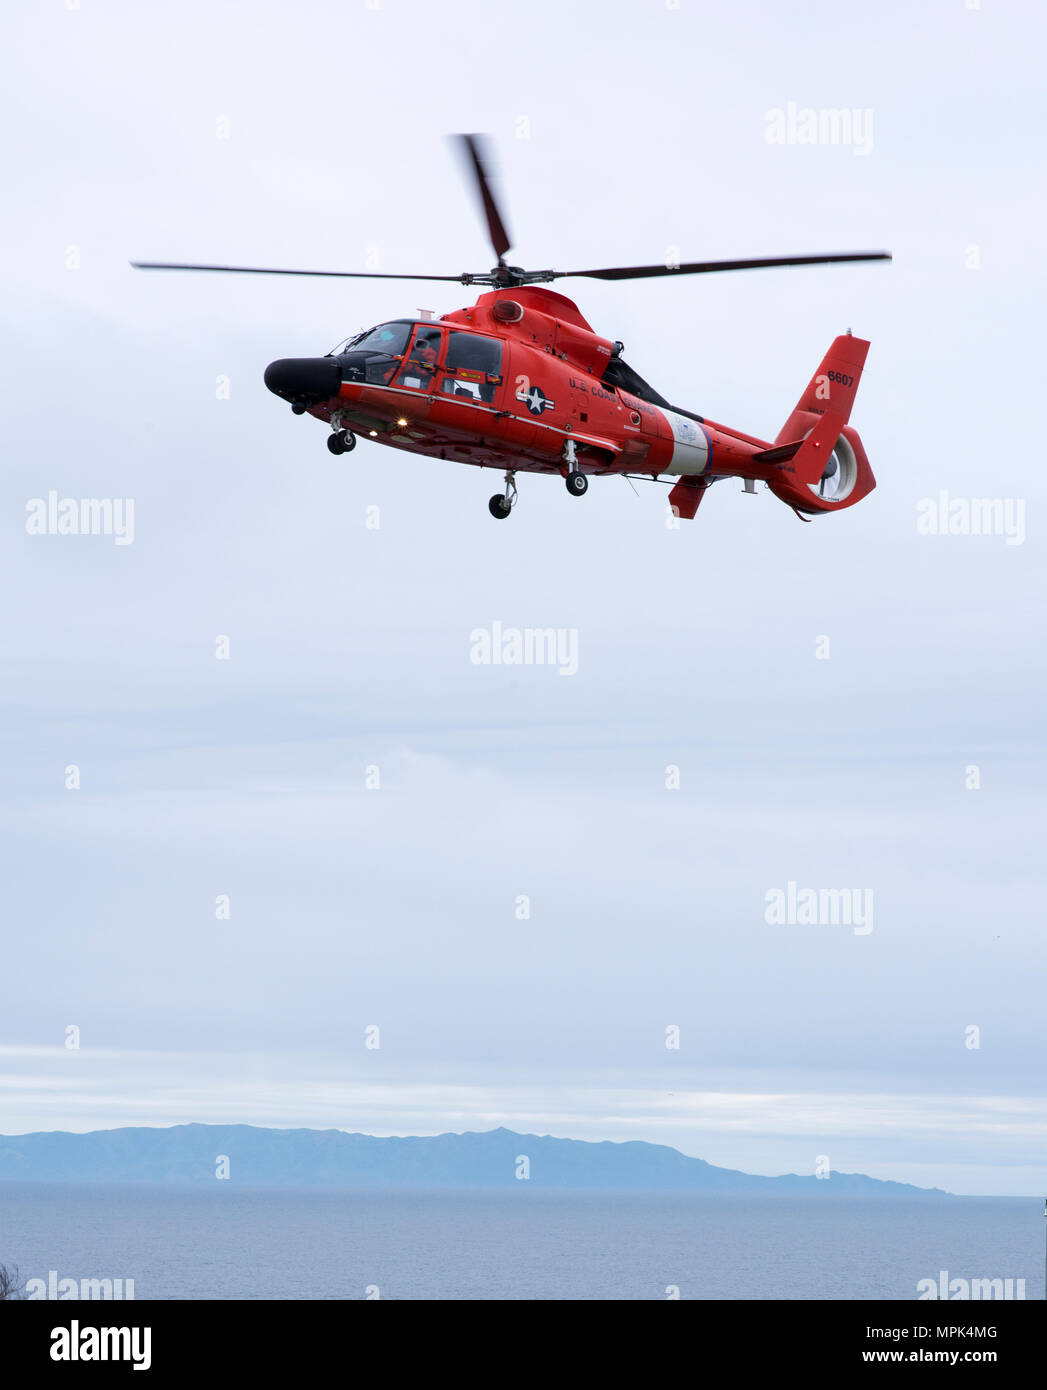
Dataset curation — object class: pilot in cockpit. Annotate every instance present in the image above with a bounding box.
[396,335,439,391]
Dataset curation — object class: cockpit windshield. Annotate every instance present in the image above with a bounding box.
[328,321,413,357]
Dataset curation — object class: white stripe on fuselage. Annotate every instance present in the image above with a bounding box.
[658,407,710,476]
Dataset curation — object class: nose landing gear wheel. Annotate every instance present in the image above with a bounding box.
[327,429,356,455]
[565,470,588,496]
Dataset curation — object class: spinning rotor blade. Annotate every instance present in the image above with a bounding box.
[131,262,466,281]
[454,133,512,262]
[558,252,892,281]
[132,138,891,290]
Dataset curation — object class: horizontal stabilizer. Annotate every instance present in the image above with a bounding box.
[751,438,804,465]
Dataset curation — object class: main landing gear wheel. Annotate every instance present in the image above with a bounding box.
[327,429,356,455]
[488,469,518,519]
[565,470,588,496]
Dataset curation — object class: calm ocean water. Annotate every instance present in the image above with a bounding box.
[1,1186,1041,1300]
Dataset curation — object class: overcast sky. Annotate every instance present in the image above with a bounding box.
[1,0,1044,1196]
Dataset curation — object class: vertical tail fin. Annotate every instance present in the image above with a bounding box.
[776,334,870,444]
[763,334,876,512]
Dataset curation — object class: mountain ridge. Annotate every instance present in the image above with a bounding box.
[0,1123,951,1196]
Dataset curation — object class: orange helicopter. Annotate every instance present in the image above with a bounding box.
[133,136,889,522]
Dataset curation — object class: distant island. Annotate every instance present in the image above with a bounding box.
[0,1125,950,1196]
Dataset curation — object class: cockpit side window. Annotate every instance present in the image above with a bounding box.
[394,326,443,392]
[440,332,503,404]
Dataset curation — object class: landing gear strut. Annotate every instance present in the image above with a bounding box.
[327,428,356,456]
[488,470,517,519]
[563,437,588,495]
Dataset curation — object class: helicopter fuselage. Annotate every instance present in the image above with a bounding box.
[264,286,875,517]
[138,131,886,520]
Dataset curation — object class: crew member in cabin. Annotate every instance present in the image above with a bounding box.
[396,334,440,391]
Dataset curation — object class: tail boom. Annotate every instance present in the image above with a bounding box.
[660,334,876,517]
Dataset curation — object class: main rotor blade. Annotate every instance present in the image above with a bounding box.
[131,262,467,281]
[455,133,512,262]
[559,252,892,281]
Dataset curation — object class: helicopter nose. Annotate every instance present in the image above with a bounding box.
[264,356,342,406]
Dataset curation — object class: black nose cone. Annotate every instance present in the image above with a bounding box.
[264,356,342,406]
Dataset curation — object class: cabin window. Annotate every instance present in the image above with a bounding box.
[394,326,443,392]
[440,332,503,403]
